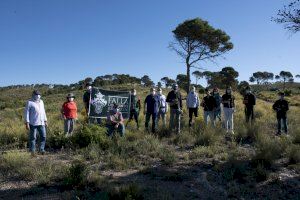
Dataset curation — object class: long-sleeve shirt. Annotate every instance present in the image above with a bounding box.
[186,91,200,108]
[273,99,289,117]
[107,110,124,125]
[24,99,47,126]
[166,90,182,109]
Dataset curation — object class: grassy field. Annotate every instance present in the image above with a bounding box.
[0,85,299,199]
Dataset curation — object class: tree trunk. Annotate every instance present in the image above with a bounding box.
[187,64,191,94]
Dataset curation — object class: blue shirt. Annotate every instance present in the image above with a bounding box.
[144,94,160,114]
[24,99,47,126]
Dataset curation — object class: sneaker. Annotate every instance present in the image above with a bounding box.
[275,132,282,136]
[40,151,46,155]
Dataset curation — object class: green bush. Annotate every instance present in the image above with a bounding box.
[287,144,300,164]
[64,159,87,187]
[253,134,289,167]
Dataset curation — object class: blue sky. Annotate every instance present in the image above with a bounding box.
[0,0,299,87]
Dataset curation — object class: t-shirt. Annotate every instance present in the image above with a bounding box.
[62,101,78,119]
[130,95,141,111]
[144,94,160,114]
[107,111,123,125]
[222,94,235,108]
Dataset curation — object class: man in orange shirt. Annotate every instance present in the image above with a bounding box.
[61,93,78,136]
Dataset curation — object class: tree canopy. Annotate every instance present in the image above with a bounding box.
[170,18,233,93]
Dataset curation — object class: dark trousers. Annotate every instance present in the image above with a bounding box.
[145,112,157,133]
[126,110,139,128]
[188,107,198,127]
[277,116,288,134]
[245,106,254,123]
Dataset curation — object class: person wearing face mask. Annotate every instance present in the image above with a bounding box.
[24,90,48,156]
[272,92,289,135]
[212,87,222,122]
[222,86,235,134]
[186,86,200,127]
[126,89,141,129]
[61,93,78,136]
[166,84,183,134]
[243,86,256,123]
[83,80,101,124]
[107,103,125,137]
[157,88,168,127]
[144,88,160,133]
[201,89,217,126]
[83,81,93,116]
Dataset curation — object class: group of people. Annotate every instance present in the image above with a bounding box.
[23,83,290,156]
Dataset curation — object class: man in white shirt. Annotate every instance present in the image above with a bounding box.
[24,90,48,156]
[157,88,168,127]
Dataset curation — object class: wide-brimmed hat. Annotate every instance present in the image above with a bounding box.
[67,93,75,98]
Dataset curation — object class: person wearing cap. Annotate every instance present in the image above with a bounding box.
[186,86,200,127]
[222,86,235,134]
[243,86,256,123]
[212,87,222,122]
[144,88,160,133]
[24,90,48,156]
[126,89,141,129]
[272,92,289,135]
[201,89,217,126]
[61,93,78,136]
[107,103,125,137]
[157,88,168,127]
[166,84,183,134]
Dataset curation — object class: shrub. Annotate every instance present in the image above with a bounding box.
[287,145,300,164]
[194,128,221,146]
[253,134,289,167]
[64,159,87,187]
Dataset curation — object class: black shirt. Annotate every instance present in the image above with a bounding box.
[202,95,217,111]
[222,94,235,108]
[166,90,182,109]
[243,93,256,107]
[273,99,289,117]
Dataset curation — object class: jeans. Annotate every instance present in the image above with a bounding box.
[145,112,157,133]
[277,117,288,134]
[64,118,75,134]
[29,125,46,152]
[107,124,125,137]
[204,111,215,126]
[157,110,167,127]
[214,108,221,121]
[245,106,254,123]
[169,108,181,133]
[223,107,234,132]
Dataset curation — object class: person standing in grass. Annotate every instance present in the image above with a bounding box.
[126,88,141,129]
[157,88,168,127]
[61,93,78,136]
[166,84,183,134]
[107,103,125,137]
[186,86,200,127]
[212,87,222,122]
[243,86,256,123]
[24,90,48,156]
[222,86,235,134]
[201,89,217,127]
[272,92,289,135]
[144,88,160,133]
[83,81,101,124]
